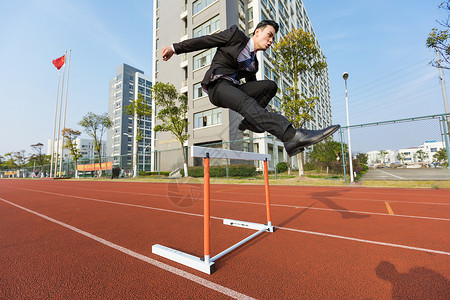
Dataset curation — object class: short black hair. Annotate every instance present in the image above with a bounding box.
[254,20,279,34]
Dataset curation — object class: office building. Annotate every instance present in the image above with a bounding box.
[152,0,332,171]
[107,64,152,171]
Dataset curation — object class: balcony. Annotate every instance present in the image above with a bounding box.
[180,54,188,68]
[180,80,188,93]
[180,4,187,20]
[180,27,188,41]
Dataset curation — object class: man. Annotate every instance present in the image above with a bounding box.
[162,20,339,157]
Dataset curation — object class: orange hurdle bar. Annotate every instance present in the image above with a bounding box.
[203,154,210,264]
[264,159,272,226]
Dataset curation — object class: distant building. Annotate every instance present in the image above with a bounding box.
[106,64,152,171]
[367,140,445,167]
[367,150,396,166]
[398,140,444,165]
[47,138,106,161]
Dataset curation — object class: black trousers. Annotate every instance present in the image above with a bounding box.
[207,79,292,141]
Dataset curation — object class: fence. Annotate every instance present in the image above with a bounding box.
[337,113,450,181]
[1,114,449,181]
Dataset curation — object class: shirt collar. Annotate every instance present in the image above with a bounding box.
[248,38,255,53]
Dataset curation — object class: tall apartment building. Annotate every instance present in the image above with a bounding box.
[152,0,332,171]
[107,64,152,172]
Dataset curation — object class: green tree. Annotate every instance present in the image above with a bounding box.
[3,152,17,170]
[356,153,368,165]
[78,112,113,177]
[30,143,47,175]
[309,139,345,173]
[433,148,448,164]
[272,28,327,176]
[397,152,406,165]
[124,92,152,177]
[152,82,190,177]
[62,128,83,178]
[415,149,428,164]
[427,1,450,69]
[379,150,388,164]
[14,150,28,170]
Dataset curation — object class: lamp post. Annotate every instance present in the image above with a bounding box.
[343,72,354,182]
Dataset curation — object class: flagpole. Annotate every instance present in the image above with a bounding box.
[50,69,62,178]
[59,50,72,177]
[55,51,67,177]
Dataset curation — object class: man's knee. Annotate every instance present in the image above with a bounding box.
[264,80,278,94]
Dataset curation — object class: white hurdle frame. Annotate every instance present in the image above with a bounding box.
[152,146,274,274]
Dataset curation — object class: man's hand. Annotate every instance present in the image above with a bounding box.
[162,46,175,61]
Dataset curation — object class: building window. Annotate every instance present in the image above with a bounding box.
[193,15,220,38]
[194,108,222,128]
[193,83,205,99]
[194,48,216,70]
[193,0,217,15]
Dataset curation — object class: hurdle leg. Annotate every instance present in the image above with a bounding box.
[203,154,210,264]
[264,159,274,232]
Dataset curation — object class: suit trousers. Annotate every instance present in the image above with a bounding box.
[207,79,292,141]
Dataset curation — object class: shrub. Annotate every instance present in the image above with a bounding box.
[276,161,288,173]
[139,171,170,176]
[182,164,256,177]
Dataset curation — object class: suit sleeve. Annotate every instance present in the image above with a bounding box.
[173,25,238,54]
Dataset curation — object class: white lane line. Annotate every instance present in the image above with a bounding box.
[7,188,450,256]
[0,197,254,300]
[14,187,450,222]
[377,170,405,180]
[280,227,450,256]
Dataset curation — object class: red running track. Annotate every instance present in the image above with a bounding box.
[0,179,449,299]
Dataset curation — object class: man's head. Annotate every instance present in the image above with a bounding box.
[252,20,279,52]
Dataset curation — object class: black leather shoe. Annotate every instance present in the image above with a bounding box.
[238,119,265,133]
[284,125,340,157]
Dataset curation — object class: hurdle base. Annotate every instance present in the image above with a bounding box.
[223,219,274,233]
[152,244,215,274]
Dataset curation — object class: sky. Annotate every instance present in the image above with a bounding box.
[0,0,448,156]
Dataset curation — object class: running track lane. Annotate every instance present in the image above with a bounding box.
[0,179,449,299]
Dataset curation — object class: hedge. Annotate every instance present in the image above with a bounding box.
[139,171,171,176]
[181,164,256,177]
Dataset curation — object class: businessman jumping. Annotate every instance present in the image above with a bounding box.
[162,20,339,156]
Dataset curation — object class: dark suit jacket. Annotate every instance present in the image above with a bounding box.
[173,25,258,86]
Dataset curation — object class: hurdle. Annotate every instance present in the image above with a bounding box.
[152,146,274,274]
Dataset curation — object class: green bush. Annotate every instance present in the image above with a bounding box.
[139,171,170,176]
[276,161,288,173]
[182,164,256,177]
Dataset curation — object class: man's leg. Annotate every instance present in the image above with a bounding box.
[239,80,277,108]
[208,79,340,157]
[208,80,291,140]
[237,80,277,132]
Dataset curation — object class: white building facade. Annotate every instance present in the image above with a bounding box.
[152,0,333,172]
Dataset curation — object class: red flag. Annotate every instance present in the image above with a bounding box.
[52,55,66,70]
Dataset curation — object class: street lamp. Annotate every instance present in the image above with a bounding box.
[343,72,354,182]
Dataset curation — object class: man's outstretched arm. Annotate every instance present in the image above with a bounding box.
[161,25,238,61]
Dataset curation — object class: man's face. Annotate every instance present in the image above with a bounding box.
[253,25,276,51]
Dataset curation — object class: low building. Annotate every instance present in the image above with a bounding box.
[47,138,106,161]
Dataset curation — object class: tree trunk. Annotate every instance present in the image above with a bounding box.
[133,139,139,178]
[182,146,189,177]
[97,150,102,177]
[298,152,304,176]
